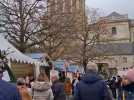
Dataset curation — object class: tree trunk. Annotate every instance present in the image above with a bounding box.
[83,60,87,72]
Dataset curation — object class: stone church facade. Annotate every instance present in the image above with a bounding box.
[46,0,134,72]
[94,12,134,71]
[46,0,85,32]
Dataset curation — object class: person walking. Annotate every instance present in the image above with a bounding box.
[17,78,32,100]
[116,76,123,100]
[51,74,66,100]
[109,77,117,99]
[0,64,21,100]
[64,78,72,100]
[122,69,134,100]
[72,76,79,95]
[31,72,53,100]
[74,62,113,100]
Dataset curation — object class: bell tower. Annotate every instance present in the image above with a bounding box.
[47,0,85,32]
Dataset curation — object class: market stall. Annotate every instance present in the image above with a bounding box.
[0,36,42,80]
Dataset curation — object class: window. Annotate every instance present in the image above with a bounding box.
[63,0,65,12]
[112,27,117,35]
[76,0,80,9]
[70,0,73,12]
[55,0,58,12]
[123,57,127,63]
[64,0,71,12]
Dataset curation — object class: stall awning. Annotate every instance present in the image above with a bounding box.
[0,36,37,64]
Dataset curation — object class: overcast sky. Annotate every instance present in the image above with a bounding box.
[86,0,134,18]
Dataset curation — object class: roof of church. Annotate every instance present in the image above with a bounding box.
[103,12,128,22]
[107,12,124,17]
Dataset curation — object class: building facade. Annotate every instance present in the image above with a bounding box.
[46,0,85,32]
[94,12,134,71]
[46,1,134,72]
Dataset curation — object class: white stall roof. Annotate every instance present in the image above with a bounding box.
[0,36,37,64]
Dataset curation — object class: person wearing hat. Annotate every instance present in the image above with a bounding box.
[0,64,21,100]
[74,62,113,100]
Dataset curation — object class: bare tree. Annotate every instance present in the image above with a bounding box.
[37,0,83,60]
[64,8,109,71]
[0,0,82,58]
[0,0,47,53]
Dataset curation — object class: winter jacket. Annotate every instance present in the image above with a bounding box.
[0,80,21,100]
[72,79,79,95]
[31,81,53,100]
[52,80,66,100]
[17,85,32,100]
[64,82,72,95]
[74,72,113,100]
[123,83,134,100]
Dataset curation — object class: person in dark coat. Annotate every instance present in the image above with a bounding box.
[74,62,113,100]
[116,76,123,100]
[123,82,134,100]
[122,68,134,100]
[51,75,66,100]
[109,77,117,99]
[0,64,21,100]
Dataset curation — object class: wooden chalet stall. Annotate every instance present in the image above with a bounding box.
[0,37,40,79]
[10,60,35,78]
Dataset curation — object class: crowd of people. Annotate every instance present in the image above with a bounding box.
[1,61,134,100]
[106,73,134,100]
